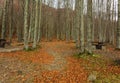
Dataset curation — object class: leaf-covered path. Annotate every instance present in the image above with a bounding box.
[37,41,87,82]
[0,41,87,83]
[40,41,78,71]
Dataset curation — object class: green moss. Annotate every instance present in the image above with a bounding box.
[24,45,41,51]
[73,49,120,83]
[23,47,35,51]
[73,51,100,59]
[112,59,120,66]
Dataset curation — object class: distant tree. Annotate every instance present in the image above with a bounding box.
[65,0,71,42]
[57,0,61,40]
[8,0,13,43]
[28,0,35,42]
[47,0,54,41]
[0,6,2,19]
[75,0,80,48]
[16,0,24,42]
[37,0,42,42]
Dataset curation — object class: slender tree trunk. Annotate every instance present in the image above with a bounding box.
[37,0,42,42]
[98,0,103,42]
[66,0,70,42]
[86,0,93,52]
[80,0,85,52]
[0,7,2,16]
[75,0,80,48]
[57,1,61,40]
[17,22,22,42]
[1,0,7,39]
[28,0,35,42]
[33,0,39,48]
[9,0,13,43]
[24,0,29,50]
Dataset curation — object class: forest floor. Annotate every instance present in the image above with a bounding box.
[0,41,120,83]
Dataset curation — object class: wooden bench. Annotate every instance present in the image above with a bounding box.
[0,39,10,48]
[92,42,106,50]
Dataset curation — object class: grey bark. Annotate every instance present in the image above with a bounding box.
[1,0,7,39]
[33,0,39,48]
[86,0,93,52]
[24,0,29,50]
[75,0,80,48]
[80,0,85,52]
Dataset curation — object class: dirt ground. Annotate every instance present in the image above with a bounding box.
[0,41,120,83]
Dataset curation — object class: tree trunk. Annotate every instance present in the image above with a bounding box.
[66,0,70,42]
[116,0,120,49]
[33,0,39,48]
[37,0,42,42]
[86,0,93,52]
[75,0,80,48]
[1,0,7,39]
[28,0,35,42]
[80,0,85,52]
[9,0,13,43]
[24,0,29,50]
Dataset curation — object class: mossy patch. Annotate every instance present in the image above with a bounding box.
[73,50,100,59]
[23,45,41,51]
[112,59,120,66]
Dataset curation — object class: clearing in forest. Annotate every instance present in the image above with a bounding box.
[0,41,87,83]
[0,41,120,83]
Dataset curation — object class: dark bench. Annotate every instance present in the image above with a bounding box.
[0,39,10,48]
[92,42,106,50]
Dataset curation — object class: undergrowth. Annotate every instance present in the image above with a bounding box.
[73,51,120,83]
[23,45,41,51]
[73,50,100,59]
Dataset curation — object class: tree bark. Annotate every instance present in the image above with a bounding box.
[33,0,39,48]
[24,0,29,50]
[116,0,120,49]
[9,0,13,43]
[75,0,80,48]
[86,0,93,52]
[80,0,85,52]
[1,0,7,39]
